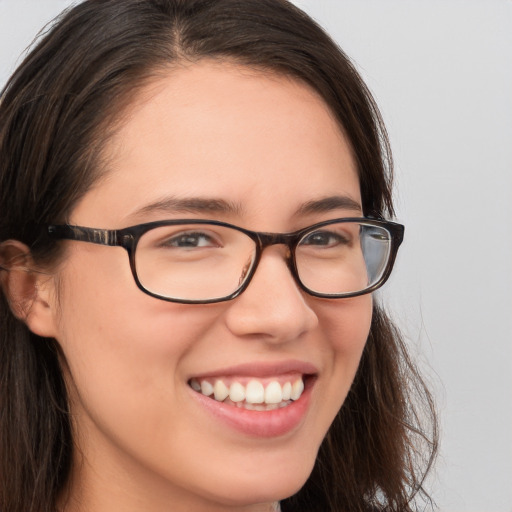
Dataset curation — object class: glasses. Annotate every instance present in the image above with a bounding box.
[47,218,404,304]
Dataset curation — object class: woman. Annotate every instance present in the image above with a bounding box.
[0,1,437,511]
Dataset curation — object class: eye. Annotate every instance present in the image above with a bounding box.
[300,230,349,248]
[163,231,220,249]
[367,230,390,241]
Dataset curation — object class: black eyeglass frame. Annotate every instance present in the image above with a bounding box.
[47,217,404,304]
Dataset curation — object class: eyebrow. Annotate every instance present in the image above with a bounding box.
[295,195,362,216]
[131,196,244,218]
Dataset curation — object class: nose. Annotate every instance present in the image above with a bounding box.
[224,247,319,343]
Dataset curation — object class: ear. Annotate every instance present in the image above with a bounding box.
[0,240,59,338]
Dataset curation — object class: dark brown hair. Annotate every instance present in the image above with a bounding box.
[0,1,437,511]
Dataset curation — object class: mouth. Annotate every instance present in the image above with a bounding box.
[188,374,308,411]
[187,361,318,437]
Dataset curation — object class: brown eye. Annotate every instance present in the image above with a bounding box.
[300,230,348,248]
[163,231,219,249]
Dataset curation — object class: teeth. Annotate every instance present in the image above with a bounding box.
[245,380,265,404]
[282,382,292,401]
[190,379,201,392]
[213,380,229,401]
[241,400,292,411]
[264,381,282,404]
[190,377,306,407]
[229,382,245,403]
[200,380,213,396]
[291,379,304,400]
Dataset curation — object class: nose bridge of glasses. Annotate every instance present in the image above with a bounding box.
[256,232,297,251]
[251,232,297,283]
[238,231,300,295]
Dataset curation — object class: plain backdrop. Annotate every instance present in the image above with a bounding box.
[1,1,511,511]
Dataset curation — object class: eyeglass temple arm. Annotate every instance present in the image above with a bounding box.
[47,225,121,247]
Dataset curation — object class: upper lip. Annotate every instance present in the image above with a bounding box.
[190,359,318,380]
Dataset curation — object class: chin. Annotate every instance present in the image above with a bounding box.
[197,458,313,508]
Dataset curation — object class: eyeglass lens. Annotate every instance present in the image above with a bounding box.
[134,221,392,301]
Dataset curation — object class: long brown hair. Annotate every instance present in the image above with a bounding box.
[0,1,437,511]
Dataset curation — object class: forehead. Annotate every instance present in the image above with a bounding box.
[72,60,361,228]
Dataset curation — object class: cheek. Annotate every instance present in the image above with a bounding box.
[319,294,373,356]
[55,246,216,362]
[53,252,220,427]
[56,283,215,395]
[315,294,373,414]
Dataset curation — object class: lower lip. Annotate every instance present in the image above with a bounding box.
[189,379,314,438]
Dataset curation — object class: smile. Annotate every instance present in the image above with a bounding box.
[187,362,317,437]
[189,376,305,411]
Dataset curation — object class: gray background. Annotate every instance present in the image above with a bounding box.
[1,1,511,511]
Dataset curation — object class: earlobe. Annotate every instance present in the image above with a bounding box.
[0,240,59,338]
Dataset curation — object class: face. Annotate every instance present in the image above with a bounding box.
[48,61,373,511]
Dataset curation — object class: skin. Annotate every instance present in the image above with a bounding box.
[23,61,373,511]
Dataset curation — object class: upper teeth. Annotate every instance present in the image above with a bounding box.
[189,377,305,405]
